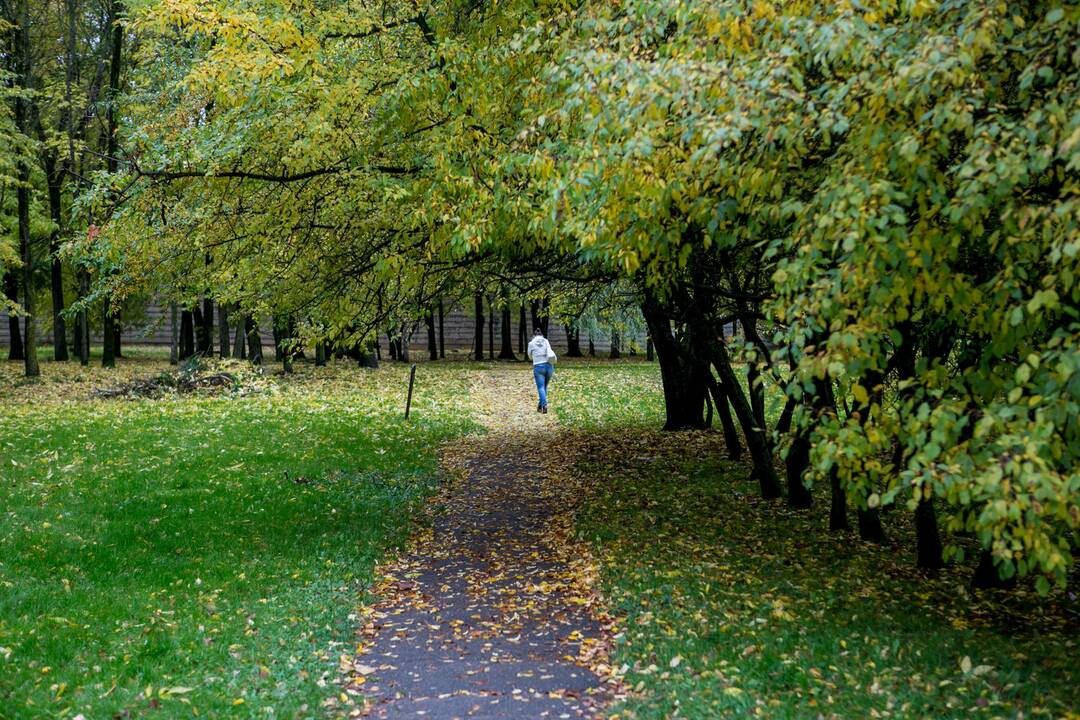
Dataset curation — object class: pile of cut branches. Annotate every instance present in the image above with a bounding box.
[94,357,254,399]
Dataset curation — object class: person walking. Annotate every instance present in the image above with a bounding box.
[527,327,556,413]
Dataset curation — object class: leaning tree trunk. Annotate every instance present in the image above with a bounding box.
[707,376,742,460]
[712,346,782,499]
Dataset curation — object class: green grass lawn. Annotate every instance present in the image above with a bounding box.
[575,427,1080,719]
[0,356,478,719]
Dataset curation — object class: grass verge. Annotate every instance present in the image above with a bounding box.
[0,357,478,718]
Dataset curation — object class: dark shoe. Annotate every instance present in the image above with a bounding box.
[537,401,542,413]
[542,405,548,414]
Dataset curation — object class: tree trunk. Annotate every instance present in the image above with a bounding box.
[425,308,438,360]
[970,550,1016,589]
[589,338,595,356]
[487,297,494,360]
[245,317,262,365]
[498,296,516,360]
[473,292,484,360]
[830,469,849,531]
[200,297,213,355]
[640,296,709,430]
[783,386,820,510]
[102,304,116,368]
[784,427,814,509]
[232,313,246,359]
[272,317,285,361]
[438,299,445,358]
[915,496,944,570]
[315,341,327,367]
[565,324,582,357]
[857,508,886,544]
[707,375,742,460]
[821,382,850,530]
[712,342,782,499]
[646,337,654,362]
[12,0,38,377]
[4,271,24,360]
[776,396,796,435]
[113,308,122,358]
[77,269,89,365]
[169,302,178,365]
[609,329,621,359]
[218,303,230,357]
[179,310,195,359]
[100,0,124,369]
[44,154,69,361]
[518,302,526,354]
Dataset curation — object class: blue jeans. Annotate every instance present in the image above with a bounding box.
[533,362,554,408]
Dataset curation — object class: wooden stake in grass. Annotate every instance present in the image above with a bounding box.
[405,363,417,419]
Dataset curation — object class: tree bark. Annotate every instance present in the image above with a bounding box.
[609,329,621,359]
[473,292,484,360]
[315,341,327,367]
[646,336,654,362]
